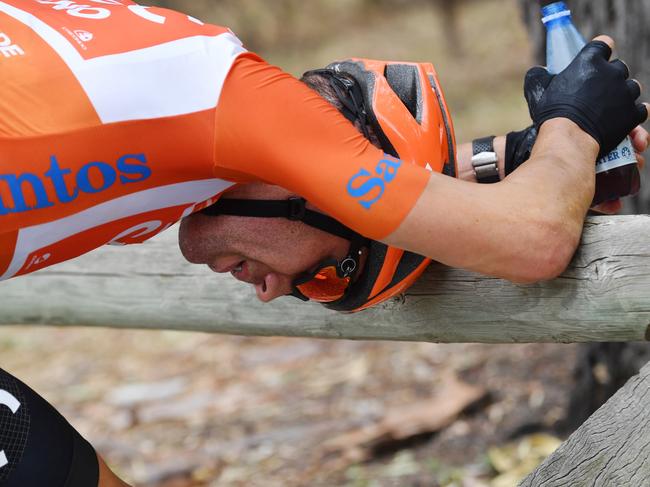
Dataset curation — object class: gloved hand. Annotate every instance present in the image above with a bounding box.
[505,125,537,175]
[524,39,647,158]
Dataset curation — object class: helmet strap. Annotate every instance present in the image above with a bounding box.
[201,197,369,243]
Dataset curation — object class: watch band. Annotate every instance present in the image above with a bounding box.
[472,136,500,184]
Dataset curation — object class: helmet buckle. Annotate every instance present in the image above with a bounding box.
[339,257,357,277]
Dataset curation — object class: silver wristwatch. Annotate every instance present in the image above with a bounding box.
[472,136,500,184]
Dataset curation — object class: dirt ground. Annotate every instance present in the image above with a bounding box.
[0,327,579,486]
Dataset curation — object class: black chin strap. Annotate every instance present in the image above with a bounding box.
[201,197,367,243]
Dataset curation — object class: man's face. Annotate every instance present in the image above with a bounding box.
[178,183,352,302]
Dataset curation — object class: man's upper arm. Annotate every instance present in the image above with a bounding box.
[213,54,432,240]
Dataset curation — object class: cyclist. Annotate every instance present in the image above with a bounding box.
[0,1,647,486]
[179,68,648,309]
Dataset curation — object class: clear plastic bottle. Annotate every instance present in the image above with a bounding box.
[542,1,640,205]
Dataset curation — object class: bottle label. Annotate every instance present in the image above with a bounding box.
[596,137,637,173]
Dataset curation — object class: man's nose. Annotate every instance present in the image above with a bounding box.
[254,273,293,303]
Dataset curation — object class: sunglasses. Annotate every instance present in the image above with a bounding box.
[291,244,364,303]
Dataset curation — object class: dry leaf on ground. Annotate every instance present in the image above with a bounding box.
[323,374,487,464]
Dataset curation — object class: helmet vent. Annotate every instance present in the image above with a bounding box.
[384,64,423,124]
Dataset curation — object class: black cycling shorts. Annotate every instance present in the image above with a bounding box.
[0,368,99,487]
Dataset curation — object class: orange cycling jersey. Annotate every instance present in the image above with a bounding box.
[0,1,435,281]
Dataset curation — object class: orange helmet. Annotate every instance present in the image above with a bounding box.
[203,58,456,312]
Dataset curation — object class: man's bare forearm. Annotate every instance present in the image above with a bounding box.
[505,119,598,235]
[381,118,598,282]
[457,123,596,223]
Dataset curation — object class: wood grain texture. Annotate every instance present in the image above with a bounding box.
[1,215,649,343]
[520,361,650,486]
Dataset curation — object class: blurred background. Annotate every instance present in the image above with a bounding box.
[1,0,649,486]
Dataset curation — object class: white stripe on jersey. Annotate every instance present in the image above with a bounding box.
[0,179,234,280]
[0,1,246,123]
[79,34,246,123]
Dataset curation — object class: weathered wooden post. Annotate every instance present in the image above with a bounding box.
[520,361,650,486]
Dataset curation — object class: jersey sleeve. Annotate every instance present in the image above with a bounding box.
[213,54,432,240]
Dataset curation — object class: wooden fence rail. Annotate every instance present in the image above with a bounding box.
[1,215,649,344]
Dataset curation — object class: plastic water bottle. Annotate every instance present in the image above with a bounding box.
[542,1,640,205]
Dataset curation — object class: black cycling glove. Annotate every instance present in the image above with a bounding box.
[505,125,537,175]
[524,40,647,158]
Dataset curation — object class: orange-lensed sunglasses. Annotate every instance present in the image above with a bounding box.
[291,241,364,303]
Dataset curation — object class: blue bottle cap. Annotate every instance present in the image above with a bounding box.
[541,1,571,24]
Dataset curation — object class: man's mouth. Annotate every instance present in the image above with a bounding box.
[209,260,269,293]
[231,261,244,275]
[230,261,267,291]
[209,260,241,275]
[230,260,248,280]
